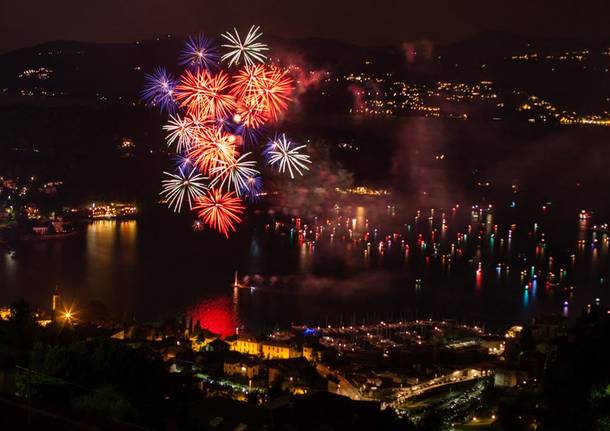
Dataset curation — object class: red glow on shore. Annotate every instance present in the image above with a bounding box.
[189,296,239,337]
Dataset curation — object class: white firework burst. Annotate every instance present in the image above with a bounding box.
[221,25,269,67]
[163,114,203,153]
[209,152,260,196]
[266,134,311,179]
[160,168,208,212]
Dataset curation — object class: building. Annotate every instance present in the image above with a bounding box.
[161,345,191,362]
[267,358,312,392]
[302,346,317,362]
[494,367,518,388]
[261,340,301,360]
[224,354,261,380]
[111,325,163,341]
[481,338,505,355]
[204,338,230,353]
[190,333,221,352]
[302,342,324,363]
[232,335,261,356]
[531,315,568,341]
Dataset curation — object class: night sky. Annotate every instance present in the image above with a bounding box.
[2,0,610,53]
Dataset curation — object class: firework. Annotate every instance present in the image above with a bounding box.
[194,189,245,237]
[175,70,236,120]
[231,64,267,100]
[179,34,219,71]
[163,114,210,152]
[188,126,236,174]
[231,65,269,129]
[221,26,269,67]
[257,66,293,121]
[173,153,196,171]
[265,134,311,179]
[232,65,293,122]
[145,26,305,237]
[142,67,177,113]
[232,114,265,149]
[235,102,267,130]
[243,175,263,203]
[210,152,260,196]
[160,167,208,212]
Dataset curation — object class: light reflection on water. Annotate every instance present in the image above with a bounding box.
[1,220,139,318]
[1,202,609,332]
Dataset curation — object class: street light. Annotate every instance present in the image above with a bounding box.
[60,306,77,325]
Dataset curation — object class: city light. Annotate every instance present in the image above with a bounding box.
[60,306,78,325]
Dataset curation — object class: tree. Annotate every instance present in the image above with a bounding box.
[72,385,138,423]
[542,307,610,430]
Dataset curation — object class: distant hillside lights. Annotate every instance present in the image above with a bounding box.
[335,186,390,196]
[120,138,135,149]
[559,115,610,126]
[348,78,495,118]
[515,92,610,126]
[18,67,53,80]
[510,49,591,62]
[118,137,136,158]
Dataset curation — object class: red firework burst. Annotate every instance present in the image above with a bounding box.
[232,64,293,122]
[235,102,267,129]
[188,126,237,174]
[175,69,236,120]
[194,189,245,237]
[256,65,294,121]
[231,64,266,99]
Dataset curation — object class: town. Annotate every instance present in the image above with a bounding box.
[2,284,602,430]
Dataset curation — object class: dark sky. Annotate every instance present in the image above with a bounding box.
[2,0,609,53]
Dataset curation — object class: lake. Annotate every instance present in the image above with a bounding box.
[2,117,610,334]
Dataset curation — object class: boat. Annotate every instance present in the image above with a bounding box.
[20,219,80,241]
[21,229,79,241]
[233,271,247,289]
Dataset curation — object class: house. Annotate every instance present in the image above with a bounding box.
[224,353,261,379]
[231,335,261,356]
[191,334,227,352]
[267,357,315,392]
[204,338,230,353]
[261,339,301,360]
[494,367,518,388]
[302,341,324,363]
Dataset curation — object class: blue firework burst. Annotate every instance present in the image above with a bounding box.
[141,67,177,113]
[179,34,220,71]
